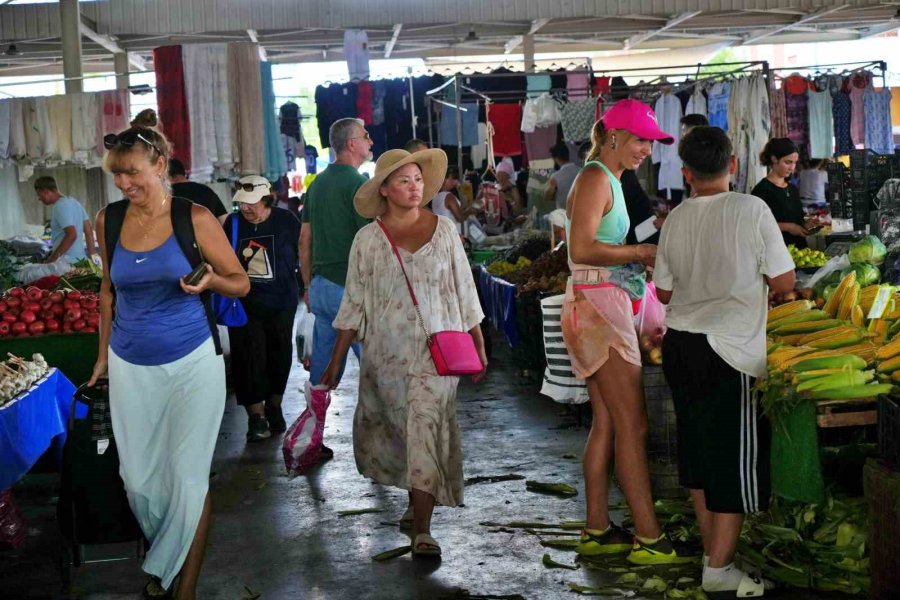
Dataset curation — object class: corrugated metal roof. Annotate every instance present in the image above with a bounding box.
[0,0,896,73]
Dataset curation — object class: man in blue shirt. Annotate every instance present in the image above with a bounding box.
[34,176,95,263]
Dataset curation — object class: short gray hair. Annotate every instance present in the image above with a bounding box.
[330,118,364,153]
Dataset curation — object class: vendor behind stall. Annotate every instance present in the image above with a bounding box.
[752,138,812,248]
[34,176,96,262]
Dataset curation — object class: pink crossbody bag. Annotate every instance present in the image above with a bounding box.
[377,219,484,376]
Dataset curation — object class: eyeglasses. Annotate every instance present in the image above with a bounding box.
[350,132,371,141]
[239,182,270,192]
[103,131,163,156]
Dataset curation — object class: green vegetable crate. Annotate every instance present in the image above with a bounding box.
[863,459,900,599]
[877,394,900,471]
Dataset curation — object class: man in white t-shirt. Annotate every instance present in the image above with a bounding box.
[653,127,794,598]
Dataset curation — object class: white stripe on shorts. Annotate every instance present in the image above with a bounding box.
[739,373,759,513]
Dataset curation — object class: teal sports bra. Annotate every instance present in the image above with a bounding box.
[565,161,630,256]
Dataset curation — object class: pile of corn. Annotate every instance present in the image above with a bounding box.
[767,270,900,401]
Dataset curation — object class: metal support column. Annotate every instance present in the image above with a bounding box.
[408,67,417,138]
[455,75,463,178]
[59,0,84,93]
[523,34,535,73]
[114,52,130,90]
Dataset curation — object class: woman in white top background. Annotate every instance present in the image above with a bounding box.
[430,166,471,236]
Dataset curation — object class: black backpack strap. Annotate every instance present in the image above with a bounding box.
[103,199,130,298]
[169,197,223,356]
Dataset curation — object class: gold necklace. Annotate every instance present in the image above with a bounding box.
[133,196,169,239]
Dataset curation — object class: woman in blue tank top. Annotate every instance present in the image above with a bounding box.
[87,110,249,600]
[561,99,694,564]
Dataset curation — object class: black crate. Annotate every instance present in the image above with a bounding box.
[878,394,900,471]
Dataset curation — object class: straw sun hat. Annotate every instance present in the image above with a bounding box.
[353,149,448,219]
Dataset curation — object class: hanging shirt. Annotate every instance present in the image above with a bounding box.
[807,89,833,159]
[770,86,788,138]
[685,88,707,117]
[526,74,552,98]
[343,30,370,80]
[652,93,683,193]
[566,72,591,99]
[831,77,854,155]
[0,99,9,159]
[440,103,479,146]
[487,103,523,157]
[707,82,731,131]
[356,80,374,125]
[279,101,303,141]
[864,87,894,155]
[849,80,868,147]
[6,98,26,160]
[304,145,319,174]
[524,126,558,169]
[560,98,596,143]
[784,89,810,163]
[371,81,386,126]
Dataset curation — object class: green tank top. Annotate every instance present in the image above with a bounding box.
[565,161,630,257]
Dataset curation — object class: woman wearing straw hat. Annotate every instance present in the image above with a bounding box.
[321,148,487,557]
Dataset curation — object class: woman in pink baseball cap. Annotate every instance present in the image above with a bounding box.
[560,99,693,564]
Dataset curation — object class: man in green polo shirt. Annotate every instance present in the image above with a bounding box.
[300,117,373,406]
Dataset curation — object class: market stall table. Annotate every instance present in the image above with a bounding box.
[0,368,77,491]
[0,333,98,386]
[476,266,519,347]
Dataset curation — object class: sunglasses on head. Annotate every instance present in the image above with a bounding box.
[103,131,162,156]
[239,182,270,192]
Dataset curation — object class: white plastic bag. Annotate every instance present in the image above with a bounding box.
[17,256,72,284]
[805,254,851,289]
[295,311,315,369]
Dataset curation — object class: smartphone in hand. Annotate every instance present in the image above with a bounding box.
[183,261,209,286]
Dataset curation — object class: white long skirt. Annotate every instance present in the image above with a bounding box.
[108,337,225,590]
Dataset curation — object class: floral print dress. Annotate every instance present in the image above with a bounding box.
[333,217,485,507]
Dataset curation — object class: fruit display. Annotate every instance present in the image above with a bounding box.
[0,287,100,338]
[788,245,827,269]
[508,244,570,293]
[492,232,551,265]
[0,353,49,406]
[763,270,900,425]
[486,256,531,279]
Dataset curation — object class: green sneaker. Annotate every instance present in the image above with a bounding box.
[575,523,634,556]
[626,533,696,565]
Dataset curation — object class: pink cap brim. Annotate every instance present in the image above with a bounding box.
[602,114,675,145]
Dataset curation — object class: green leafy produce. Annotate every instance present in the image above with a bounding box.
[525,480,578,496]
[841,263,881,286]
[848,235,887,266]
[0,242,18,292]
[541,553,579,570]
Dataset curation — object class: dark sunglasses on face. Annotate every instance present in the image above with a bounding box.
[239,182,270,192]
[103,131,163,156]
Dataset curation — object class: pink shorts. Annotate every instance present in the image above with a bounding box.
[561,282,642,378]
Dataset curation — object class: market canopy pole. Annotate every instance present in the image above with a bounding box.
[523,34,535,73]
[59,0,83,93]
[114,52,129,90]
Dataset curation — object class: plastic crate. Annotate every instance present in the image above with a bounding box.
[878,394,900,471]
[643,366,678,464]
[863,459,900,599]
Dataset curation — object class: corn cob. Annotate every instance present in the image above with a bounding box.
[875,337,900,361]
[769,346,819,370]
[837,342,879,364]
[806,383,894,400]
[767,342,783,355]
[837,282,860,321]
[775,334,812,346]
[892,370,900,383]
[793,368,853,383]
[766,310,829,333]
[876,355,900,374]
[851,305,865,327]
[869,318,891,342]
[823,272,856,318]
[768,300,815,323]
[791,354,867,372]
[807,330,867,349]
[796,370,873,392]
[772,319,842,336]
[797,325,859,345]
[781,349,846,370]
[859,285,881,313]
[887,319,900,340]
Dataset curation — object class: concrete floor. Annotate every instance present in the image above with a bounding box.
[1,331,844,599]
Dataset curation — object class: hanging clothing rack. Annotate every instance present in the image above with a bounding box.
[768,60,888,88]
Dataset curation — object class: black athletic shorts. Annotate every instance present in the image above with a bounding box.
[662,329,771,514]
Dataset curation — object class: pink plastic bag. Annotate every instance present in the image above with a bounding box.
[282,382,331,475]
[634,282,666,347]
